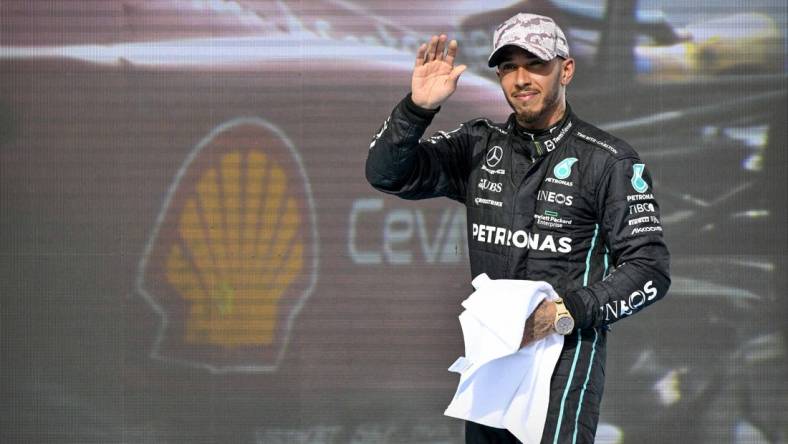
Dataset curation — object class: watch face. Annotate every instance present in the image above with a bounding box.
[556,316,574,335]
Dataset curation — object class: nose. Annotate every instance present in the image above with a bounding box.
[514,66,530,87]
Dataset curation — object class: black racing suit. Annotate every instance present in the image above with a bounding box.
[365,94,671,443]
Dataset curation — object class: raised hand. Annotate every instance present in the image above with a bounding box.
[411,34,467,110]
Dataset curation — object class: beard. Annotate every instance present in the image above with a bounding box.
[507,73,562,128]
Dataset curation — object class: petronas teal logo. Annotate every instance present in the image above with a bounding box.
[553,157,578,180]
[631,163,648,193]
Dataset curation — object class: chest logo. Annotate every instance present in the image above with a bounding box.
[486,146,504,167]
[553,157,578,180]
[631,163,649,193]
[537,190,574,206]
[477,178,503,193]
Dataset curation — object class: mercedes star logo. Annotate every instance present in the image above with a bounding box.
[486,146,504,167]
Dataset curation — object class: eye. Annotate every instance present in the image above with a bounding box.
[498,62,517,73]
[528,59,545,67]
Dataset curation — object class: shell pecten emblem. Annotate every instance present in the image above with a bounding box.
[137,118,318,373]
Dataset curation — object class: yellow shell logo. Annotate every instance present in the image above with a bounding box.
[137,118,318,373]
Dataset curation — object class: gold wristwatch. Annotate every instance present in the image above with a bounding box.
[554,297,575,335]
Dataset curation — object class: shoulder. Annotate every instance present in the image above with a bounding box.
[466,117,510,135]
[425,117,508,142]
[571,118,640,161]
[421,117,505,147]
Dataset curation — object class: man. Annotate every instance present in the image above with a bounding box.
[365,13,670,444]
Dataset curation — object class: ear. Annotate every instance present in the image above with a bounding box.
[560,57,575,86]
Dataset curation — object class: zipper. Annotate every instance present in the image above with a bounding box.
[506,138,547,276]
[534,140,545,157]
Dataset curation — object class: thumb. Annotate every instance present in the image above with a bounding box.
[448,64,467,86]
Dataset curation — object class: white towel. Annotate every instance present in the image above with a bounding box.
[444,273,564,444]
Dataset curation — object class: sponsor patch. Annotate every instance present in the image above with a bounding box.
[627,193,655,202]
[552,120,573,146]
[486,146,504,167]
[629,203,655,214]
[535,213,573,229]
[553,157,578,180]
[477,178,503,193]
[524,120,573,152]
[602,280,658,321]
[537,190,574,206]
[628,216,651,226]
[426,124,464,144]
[545,177,573,186]
[631,163,649,193]
[474,197,503,207]
[631,226,663,234]
[575,131,618,154]
[472,223,572,253]
[481,165,506,175]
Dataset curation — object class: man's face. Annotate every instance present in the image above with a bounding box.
[496,47,573,129]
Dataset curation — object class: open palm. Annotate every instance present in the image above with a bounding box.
[412,35,467,110]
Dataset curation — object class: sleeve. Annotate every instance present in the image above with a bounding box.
[365,93,473,203]
[562,157,671,329]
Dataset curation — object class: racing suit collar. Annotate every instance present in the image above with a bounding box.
[508,103,575,158]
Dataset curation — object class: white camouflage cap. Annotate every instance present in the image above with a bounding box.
[488,13,569,67]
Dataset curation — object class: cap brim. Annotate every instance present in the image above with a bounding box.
[487,43,554,68]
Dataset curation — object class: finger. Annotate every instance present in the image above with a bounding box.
[434,34,448,60]
[449,64,467,83]
[415,43,427,67]
[425,35,439,62]
[445,39,459,65]
[449,65,467,82]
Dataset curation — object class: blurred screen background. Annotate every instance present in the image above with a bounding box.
[1,1,786,443]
